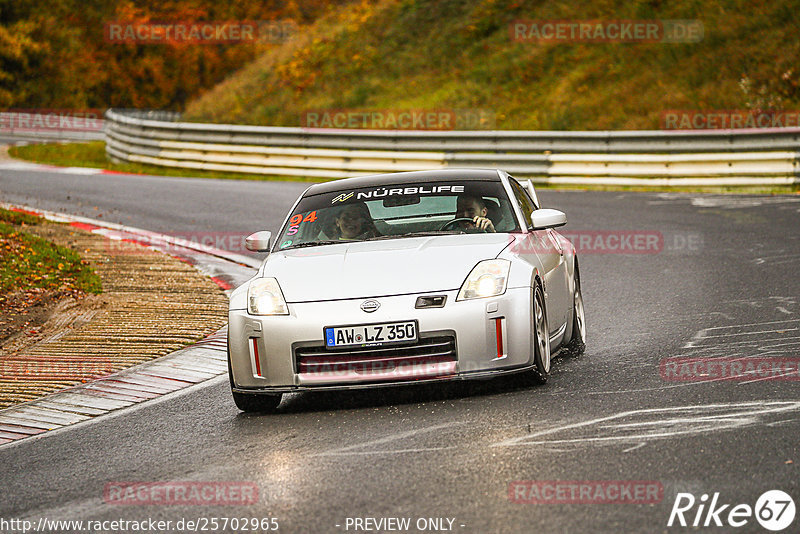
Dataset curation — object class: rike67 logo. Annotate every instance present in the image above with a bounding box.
[668,490,796,531]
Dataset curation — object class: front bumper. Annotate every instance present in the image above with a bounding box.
[228,287,534,391]
[230,366,537,394]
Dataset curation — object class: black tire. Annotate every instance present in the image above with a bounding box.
[564,262,586,356]
[527,282,551,384]
[228,328,282,413]
[232,391,282,413]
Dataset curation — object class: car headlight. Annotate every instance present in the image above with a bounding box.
[247,277,289,315]
[457,259,511,301]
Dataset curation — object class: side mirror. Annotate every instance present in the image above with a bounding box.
[531,209,567,230]
[524,179,540,209]
[245,231,272,252]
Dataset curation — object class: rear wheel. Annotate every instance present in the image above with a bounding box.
[228,329,282,413]
[528,283,551,384]
[564,263,586,355]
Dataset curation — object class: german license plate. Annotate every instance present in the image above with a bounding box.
[325,321,418,348]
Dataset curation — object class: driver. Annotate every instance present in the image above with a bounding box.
[455,194,496,232]
[333,202,380,240]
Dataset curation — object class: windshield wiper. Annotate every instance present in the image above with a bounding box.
[281,240,341,250]
[365,231,460,241]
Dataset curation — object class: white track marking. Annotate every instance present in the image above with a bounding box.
[738,371,799,385]
[765,418,799,427]
[682,328,709,349]
[622,443,647,453]
[696,327,799,339]
[491,401,800,449]
[709,312,734,320]
[314,421,466,456]
[315,446,457,456]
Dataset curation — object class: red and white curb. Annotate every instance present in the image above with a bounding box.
[0,205,260,447]
[0,328,229,445]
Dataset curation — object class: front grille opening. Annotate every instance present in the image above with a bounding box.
[295,335,456,375]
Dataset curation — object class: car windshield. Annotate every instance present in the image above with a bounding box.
[275,180,520,250]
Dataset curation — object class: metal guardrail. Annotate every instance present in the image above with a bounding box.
[105,108,800,186]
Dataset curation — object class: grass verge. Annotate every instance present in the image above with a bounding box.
[8,141,312,182]
[0,208,102,295]
[0,207,102,345]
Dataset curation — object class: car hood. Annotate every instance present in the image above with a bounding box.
[263,234,512,302]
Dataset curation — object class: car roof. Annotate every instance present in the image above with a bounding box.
[305,168,503,196]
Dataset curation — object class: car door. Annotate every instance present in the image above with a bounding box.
[508,179,570,336]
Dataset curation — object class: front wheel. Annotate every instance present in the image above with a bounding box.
[564,263,586,356]
[527,283,551,384]
[232,391,282,413]
[228,330,282,413]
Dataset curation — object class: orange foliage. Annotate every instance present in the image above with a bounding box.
[0,0,346,110]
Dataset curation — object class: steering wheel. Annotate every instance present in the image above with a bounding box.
[438,217,487,233]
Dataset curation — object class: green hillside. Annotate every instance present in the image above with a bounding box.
[183,0,800,130]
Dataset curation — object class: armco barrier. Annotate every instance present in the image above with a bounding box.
[104,109,800,186]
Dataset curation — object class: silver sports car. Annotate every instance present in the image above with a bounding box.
[227,169,585,412]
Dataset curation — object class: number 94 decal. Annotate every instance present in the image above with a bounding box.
[285,211,317,236]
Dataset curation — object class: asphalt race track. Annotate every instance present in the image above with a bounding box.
[1,167,799,533]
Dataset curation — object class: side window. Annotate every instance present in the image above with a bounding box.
[510,180,536,229]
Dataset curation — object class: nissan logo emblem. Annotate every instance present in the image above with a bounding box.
[360,300,380,313]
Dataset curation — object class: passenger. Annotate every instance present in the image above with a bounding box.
[333,202,380,240]
[455,194,496,232]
